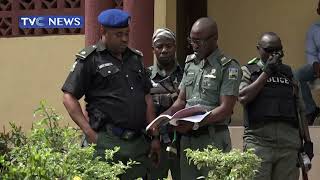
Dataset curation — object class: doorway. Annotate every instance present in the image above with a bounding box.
[176,0,207,67]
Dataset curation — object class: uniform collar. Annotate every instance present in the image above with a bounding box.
[206,48,222,67]
[96,40,132,60]
[96,40,130,54]
[96,40,107,52]
[257,58,265,69]
[150,63,181,79]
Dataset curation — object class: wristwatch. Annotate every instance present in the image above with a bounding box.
[192,122,200,130]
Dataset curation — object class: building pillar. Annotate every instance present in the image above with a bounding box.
[85,0,115,46]
[123,0,154,66]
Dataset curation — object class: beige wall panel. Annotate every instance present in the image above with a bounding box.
[154,0,176,33]
[166,0,177,33]
[154,0,177,64]
[208,0,318,67]
[0,35,85,131]
[154,0,167,31]
[207,0,320,125]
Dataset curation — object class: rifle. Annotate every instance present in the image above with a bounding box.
[150,76,179,101]
[292,79,311,180]
[298,151,310,180]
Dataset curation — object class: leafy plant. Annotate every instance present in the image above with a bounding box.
[0,122,26,155]
[186,145,261,180]
[0,100,135,179]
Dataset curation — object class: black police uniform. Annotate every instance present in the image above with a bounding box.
[62,41,151,131]
[62,41,152,179]
[62,8,154,179]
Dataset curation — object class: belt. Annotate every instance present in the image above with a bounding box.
[105,124,141,140]
[247,120,299,129]
[188,125,228,137]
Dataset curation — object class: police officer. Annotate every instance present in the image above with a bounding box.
[61,9,160,179]
[148,28,182,180]
[163,17,241,180]
[239,32,314,180]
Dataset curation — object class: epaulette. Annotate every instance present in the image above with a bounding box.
[146,66,152,77]
[220,56,238,67]
[75,45,97,60]
[130,48,143,57]
[147,66,153,71]
[248,57,259,65]
[185,54,196,63]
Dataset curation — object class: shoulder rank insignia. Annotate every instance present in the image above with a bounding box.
[248,57,259,65]
[220,55,238,67]
[146,65,153,72]
[130,48,143,57]
[75,45,97,60]
[185,54,196,63]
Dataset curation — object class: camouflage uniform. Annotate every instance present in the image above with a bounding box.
[148,63,182,180]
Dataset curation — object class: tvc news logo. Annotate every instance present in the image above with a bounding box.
[19,16,84,28]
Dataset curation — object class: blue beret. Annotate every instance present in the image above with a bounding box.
[98,9,131,28]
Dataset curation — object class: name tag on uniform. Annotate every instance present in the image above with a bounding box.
[98,63,113,69]
[204,74,216,79]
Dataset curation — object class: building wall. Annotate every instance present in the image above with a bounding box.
[154,0,176,32]
[208,0,318,68]
[207,0,320,125]
[0,35,85,131]
[0,1,319,178]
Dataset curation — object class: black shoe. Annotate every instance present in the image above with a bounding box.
[306,107,320,125]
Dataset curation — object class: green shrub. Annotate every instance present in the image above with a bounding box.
[186,145,261,180]
[0,101,135,180]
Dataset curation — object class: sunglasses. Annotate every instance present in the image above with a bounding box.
[187,34,215,46]
[258,46,283,53]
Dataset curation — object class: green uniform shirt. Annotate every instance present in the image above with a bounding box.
[240,57,303,149]
[179,49,241,124]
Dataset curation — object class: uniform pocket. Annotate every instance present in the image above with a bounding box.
[201,77,219,103]
[97,65,120,88]
[129,65,145,90]
[185,75,194,86]
[98,65,120,78]
[202,77,218,91]
[184,74,195,98]
[129,65,143,78]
